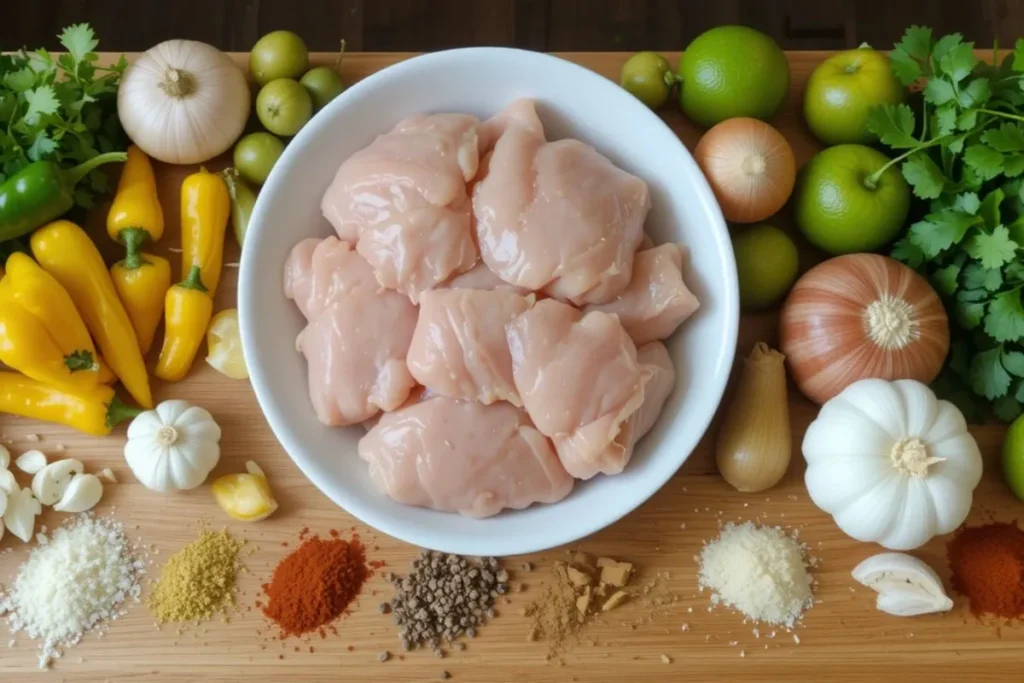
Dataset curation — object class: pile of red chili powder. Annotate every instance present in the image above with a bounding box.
[262,529,380,637]
[948,522,1024,618]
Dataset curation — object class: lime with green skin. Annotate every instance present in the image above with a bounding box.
[250,30,309,85]
[804,47,905,145]
[732,224,799,311]
[1004,414,1024,501]
[678,25,790,128]
[621,52,672,109]
[793,144,910,255]
[233,132,285,186]
[301,67,346,111]
[256,78,313,137]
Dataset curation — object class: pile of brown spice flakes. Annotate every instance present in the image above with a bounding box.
[382,550,510,657]
[525,552,648,651]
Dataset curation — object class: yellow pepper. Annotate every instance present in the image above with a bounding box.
[110,251,172,356]
[181,168,230,295]
[0,252,106,391]
[0,371,140,436]
[155,265,214,382]
[30,220,154,409]
[107,145,164,250]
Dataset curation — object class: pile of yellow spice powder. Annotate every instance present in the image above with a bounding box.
[147,529,242,624]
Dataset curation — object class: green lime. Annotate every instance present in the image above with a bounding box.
[256,78,313,137]
[804,47,905,145]
[732,224,799,311]
[1004,414,1024,501]
[677,25,790,128]
[233,132,285,186]
[301,66,346,111]
[621,52,672,109]
[793,144,910,255]
[250,30,309,85]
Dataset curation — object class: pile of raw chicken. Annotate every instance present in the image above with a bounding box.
[283,99,699,518]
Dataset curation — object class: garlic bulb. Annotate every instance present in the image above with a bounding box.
[803,378,982,550]
[118,39,250,164]
[125,400,221,492]
[852,552,953,617]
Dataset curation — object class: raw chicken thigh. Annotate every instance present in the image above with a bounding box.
[506,299,652,479]
[283,237,418,426]
[473,99,650,305]
[628,341,677,444]
[358,396,574,518]
[321,113,481,301]
[442,261,528,293]
[407,288,531,406]
[584,243,700,345]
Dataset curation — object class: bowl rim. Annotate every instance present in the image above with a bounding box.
[239,46,738,555]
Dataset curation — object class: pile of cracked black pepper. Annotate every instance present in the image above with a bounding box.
[382,550,509,655]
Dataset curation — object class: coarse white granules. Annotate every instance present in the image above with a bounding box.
[0,514,144,669]
[697,521,814,628]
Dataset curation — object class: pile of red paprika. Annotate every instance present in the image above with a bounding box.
[948,522,1024,618]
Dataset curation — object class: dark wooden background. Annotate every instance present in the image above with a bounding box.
[3,0,1024,53]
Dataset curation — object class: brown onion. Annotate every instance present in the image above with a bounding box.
[779,254,949,404]
[693,117,796,224]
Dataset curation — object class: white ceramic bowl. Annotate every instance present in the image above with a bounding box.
[239,47,738,556]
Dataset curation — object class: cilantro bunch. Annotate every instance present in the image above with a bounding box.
[0,24,127,209]
[867,27,1024,421]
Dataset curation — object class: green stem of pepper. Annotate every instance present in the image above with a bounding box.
[120,228,148,269]
[105,395,142,430]
[62,151,128,186]
[179,264,208,293]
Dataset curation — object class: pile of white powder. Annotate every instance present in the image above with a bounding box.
[697,521,814,627]
[0,514,143,668]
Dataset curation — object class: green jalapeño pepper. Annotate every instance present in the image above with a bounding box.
[0,151,127,241]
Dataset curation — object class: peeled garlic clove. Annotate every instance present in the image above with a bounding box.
[98,468,118,483]
[0,488,7,517]
[33,458,84,506]
[852,552,953,617]
[54,473,103,513]
[0,469,16,496]
[3,487,41,542]
[15,449,47,475]
[0,444,9,470]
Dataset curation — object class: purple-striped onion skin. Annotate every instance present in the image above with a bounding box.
[779,253,949,405]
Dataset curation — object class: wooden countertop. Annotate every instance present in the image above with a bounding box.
[0,51,1017,683]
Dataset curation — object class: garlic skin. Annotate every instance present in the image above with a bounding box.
[852,552,953,617]
[803,379,982,550]
[125,400,221,492]
[118,39,250,164]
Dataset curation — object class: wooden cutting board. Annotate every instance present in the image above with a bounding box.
[0,51,1016,683]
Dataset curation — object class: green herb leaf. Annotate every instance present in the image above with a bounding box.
[908,210,981,257]
[931,264,961,296]
[23,85,60,120]
[994,393,1022,422]
[902,153,949,198]
[971,345,1013,398]
[957,109,979,131]
[933,104,957,136]
[982,122,1024,152]
[923,78,956,105]
[955,299,987,329]
[1014,38,1024,71]
[26,130,57,161]
[964,144,1005,180]
[866,104,918,148]
[979,187,1005,230]
[963,262,1004,291]
[965,225,1019,269]
[985,289,1024,342]
[891,238,925,268]
[889,50,923,86]
[1002,349,1024,377]
[59,24,98,65]
[954,192,982,214]
[899,25,934,61]
[959,77,991,107]
[937,40,976,82]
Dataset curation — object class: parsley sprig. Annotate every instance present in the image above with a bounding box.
[0,24,127,209]
[869,26,1024,421]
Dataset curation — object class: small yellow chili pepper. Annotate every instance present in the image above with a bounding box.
[181,168,230,294]
[0,252,106,391]
[110,251,172,356]
[155,265,214,382]
[0,371,140,436]
[107,145,164,251]
[30,220,154,409]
